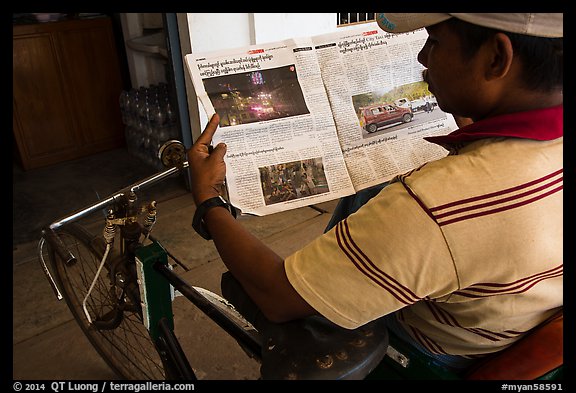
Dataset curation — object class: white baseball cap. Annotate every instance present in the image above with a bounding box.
[376,13,563,38]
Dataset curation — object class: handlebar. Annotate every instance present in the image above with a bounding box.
[40,140,189,298]
[48,162,188,232]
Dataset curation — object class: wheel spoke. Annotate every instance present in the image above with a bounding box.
[49,225,166,379]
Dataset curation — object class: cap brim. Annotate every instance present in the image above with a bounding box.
[376,13,453,33]
[377,13,563,38]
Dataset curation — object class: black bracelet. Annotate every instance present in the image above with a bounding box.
[192,196,237,240]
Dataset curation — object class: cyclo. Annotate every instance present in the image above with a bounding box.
[38,140,563,381]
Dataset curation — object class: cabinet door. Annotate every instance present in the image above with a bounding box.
[54,19,125,153]
[13,33,79,169]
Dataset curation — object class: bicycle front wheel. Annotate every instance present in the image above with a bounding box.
[47,223,166,380]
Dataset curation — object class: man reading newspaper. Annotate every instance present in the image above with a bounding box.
[186,13,563,373]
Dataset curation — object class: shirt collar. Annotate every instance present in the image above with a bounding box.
[425,105,563,147]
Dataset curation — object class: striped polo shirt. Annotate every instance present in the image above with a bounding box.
[284,105,563,356]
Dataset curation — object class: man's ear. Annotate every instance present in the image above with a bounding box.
[485,32,514,81]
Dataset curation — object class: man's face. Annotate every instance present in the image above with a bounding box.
[418,21,486,120]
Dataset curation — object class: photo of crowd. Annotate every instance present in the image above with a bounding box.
[259,158,329,205]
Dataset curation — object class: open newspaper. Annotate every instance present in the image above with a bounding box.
[185,22,458,216]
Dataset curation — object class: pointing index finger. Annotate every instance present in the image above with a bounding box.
[196,113,221,146]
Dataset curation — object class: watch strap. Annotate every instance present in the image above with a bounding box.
[192,196,237,240]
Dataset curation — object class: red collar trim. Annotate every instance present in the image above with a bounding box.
[425,105,563,147]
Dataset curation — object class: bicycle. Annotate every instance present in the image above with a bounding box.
[37,140,392,380]
[37,140,563,381]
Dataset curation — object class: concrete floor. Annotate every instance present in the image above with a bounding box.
[12,148,339,380]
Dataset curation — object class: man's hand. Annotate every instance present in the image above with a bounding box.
[187,113,228,205]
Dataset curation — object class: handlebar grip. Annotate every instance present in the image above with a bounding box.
[42,228,77,266]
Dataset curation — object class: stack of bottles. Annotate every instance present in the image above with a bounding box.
[119,83,180,169]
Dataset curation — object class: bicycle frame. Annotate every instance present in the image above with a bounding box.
[135,240,262,379]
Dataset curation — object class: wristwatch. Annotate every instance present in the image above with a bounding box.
[192,196,237,240]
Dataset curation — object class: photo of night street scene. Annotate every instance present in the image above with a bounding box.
[259,158,329,206]
[202,64,310,127]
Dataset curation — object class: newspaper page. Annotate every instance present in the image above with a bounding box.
[311,23,458,191]
[185,38,357,216]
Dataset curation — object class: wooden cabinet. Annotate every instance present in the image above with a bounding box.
[13,16,126,170]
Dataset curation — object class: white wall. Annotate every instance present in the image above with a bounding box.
[187,13,254,53]
[252,13,338,43]
[186,13,338,53]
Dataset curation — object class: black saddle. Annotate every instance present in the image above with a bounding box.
[221,272,389,380]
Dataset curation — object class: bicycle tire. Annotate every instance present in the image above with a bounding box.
[47,223,166,380]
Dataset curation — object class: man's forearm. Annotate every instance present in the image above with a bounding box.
[203,206,316,323]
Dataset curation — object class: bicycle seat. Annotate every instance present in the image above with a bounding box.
[221,271,389,380]
[260,314,389,380]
